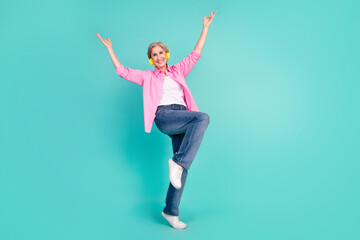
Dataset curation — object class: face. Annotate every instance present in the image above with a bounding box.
[151,45,167,69]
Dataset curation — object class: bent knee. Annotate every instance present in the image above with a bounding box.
[198,112,210,126]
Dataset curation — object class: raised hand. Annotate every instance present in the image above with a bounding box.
[96,33,113,49]
[203,10,217,28]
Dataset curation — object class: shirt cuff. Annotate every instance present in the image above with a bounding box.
[115,64,125,76]
[191,50,201,60]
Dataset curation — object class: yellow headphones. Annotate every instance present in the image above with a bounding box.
[149,42,170,65]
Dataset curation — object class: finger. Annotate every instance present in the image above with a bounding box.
[97,34,104,41]
[210,11,215,19]
[97,35,103,41]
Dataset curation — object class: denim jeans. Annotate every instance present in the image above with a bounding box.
[154,104,210,216]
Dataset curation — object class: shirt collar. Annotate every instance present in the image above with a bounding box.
[154,64,171,76]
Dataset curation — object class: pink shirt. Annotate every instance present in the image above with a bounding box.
[115,50,201,133]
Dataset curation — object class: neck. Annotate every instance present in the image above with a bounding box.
[157,64,168,73]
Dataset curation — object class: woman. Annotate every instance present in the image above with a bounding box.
[96,10,217,229]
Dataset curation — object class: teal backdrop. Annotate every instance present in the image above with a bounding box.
[1,0,359,239]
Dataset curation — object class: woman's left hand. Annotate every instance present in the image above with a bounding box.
[203,10,217,28]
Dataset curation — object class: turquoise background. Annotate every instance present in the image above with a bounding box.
[1,0,359,239]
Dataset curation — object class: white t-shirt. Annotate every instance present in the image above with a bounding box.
[158,76,187,107]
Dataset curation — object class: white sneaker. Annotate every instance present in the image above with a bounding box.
[169,158,183,189]
[161,211,187,229]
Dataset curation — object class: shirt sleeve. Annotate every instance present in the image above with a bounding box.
[115,65,145,86]
[174,50,201,78]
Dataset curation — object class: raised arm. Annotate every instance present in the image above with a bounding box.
[194,10,217,55]
[96,33,122,69]
[96,33,144,86]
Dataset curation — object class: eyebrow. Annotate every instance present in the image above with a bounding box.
[153,51,163,55]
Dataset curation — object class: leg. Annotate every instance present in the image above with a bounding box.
[163,167,188,216]
[155,109,210,170]
[163,134,188,216]
[172,112,209,169]
[155,105,210,216]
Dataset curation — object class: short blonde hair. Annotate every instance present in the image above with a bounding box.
[147,41,169,59]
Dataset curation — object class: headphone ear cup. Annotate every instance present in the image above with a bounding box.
[166,52,170,60]
[149,58,154,65]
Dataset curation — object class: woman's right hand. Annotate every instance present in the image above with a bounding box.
[96,33,113,49]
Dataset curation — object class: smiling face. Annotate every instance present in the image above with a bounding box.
[151,45,168,70]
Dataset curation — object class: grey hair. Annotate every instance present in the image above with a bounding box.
[147,41,169,59]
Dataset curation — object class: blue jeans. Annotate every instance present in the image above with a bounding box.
[154,104,210,216]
